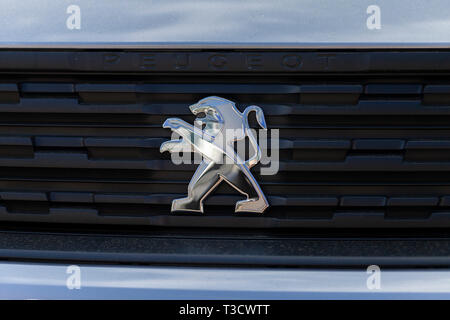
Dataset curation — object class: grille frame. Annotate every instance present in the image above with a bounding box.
[1,49,450,228]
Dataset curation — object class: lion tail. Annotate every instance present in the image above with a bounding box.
[243,105,267,130]
[243,106,267,168]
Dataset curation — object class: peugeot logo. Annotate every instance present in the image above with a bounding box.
[160,96,269,213]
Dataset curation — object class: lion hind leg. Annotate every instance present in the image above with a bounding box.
[171,160,221,213]
[219,164,269,213]
[235,197,269,213]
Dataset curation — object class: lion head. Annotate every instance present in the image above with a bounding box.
[189,96,247,140]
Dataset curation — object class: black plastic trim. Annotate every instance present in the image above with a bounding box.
[1,50,450,73]
[0,229,450,267]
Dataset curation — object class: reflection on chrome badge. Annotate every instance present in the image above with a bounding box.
[160,96,269,213]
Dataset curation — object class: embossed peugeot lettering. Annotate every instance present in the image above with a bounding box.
[160,96,269,213]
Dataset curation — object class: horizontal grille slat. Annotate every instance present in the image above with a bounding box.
[365,84,423,95]
[11,136,450,151]
[4,154,450,171]
[21,83,75,93]
[0,191,449,208]
[79,83,302,94]
[3,99,450,117]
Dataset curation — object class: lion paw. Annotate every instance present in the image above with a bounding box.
[235,198,269,213]
[171,197,203,213]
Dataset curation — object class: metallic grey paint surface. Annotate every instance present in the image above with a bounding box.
[1,262,450,299]
[0,0,450,48]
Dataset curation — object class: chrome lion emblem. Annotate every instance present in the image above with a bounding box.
[160,96,269,213]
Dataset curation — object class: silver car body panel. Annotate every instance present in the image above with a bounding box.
[0,0,450,48]
[1,262,450,299]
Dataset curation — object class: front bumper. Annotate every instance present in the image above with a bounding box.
[1,262,450,299]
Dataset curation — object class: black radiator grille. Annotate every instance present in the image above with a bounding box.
[2,51,450,228]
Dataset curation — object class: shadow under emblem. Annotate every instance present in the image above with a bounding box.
[160,96,269,213]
